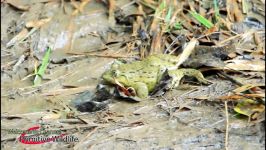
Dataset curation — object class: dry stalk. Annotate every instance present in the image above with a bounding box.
[224,101,229,150]
[73,126,99,150]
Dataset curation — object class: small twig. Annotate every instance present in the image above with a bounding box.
[41,85,95,96]
[21,73,35,81]
[161,96,172,117]
[115,137,137,142]
[218,72,265,104]
[18,72,73,92]
[120,0,136,9]
[2,112,46,117]
[1,137,17,142]
[66,52,137,58]
[183,117,201,124]
[1,60,17,70]
[218,33,242,45]
[164,35,182,54]
[170,38,198,70]
[196,31,223,39]
[12,55,26,72]
[170,97,194,120]
[60,125,98,132]
[217,71,243,86]
[224,101,229,150]
[73,126,99,150]
[59,119,85,124]
[18,27,39,45]
[1,115,23,119]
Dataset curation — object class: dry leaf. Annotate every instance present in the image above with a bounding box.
[244,93,265,98]
[150,30,163,54]
[219,95,245,100]
[133,106,153,115]
[219,93,265,100]
[228,52,237,58]
[108,0,116,27]
[239,29,256,44]
[233,84,263,93]
[232,0,244,22]
[225,59,265,71]
[204,25,218,35]
[234,99,265,120]
[226,0,244,22]
[171,38,198,70]
[72,0,91,16]
[42,113,62,120]
[26,18,52,28]
[6,28,28,48]
[5,0,30,11]
[226,0,234,21]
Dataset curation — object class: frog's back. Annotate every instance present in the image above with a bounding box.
[114,60,159,91]
[145,54,179,67]
[117,60,144,71]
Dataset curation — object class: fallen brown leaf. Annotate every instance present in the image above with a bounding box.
[42,113,62,120]
[5,0,30,10]
[218,94,264,100]
[225,59,265,71]
[26,18,52,28]
[171,38,198,70]
[6,28,28,48]
[233,84,264,93]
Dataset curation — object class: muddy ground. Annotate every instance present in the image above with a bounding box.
[1,0,265,150]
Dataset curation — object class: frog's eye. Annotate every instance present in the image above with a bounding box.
[111,70,117,77]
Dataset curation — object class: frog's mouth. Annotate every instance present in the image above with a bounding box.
[116,86,133,96]
[102,69,138,96]
[102,71,116,84]
[115,86,141,102]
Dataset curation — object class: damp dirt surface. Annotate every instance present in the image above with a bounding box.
[1,0,265,150]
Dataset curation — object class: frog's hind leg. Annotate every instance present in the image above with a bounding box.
[167,70,185,89]
[168,68,209,89]
[179,69,209,84]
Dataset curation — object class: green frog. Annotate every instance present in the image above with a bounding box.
[102,54,209,99]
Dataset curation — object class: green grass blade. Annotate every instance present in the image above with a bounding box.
[165,6,172,23]
[242,0,248,14]
[138,0,156,10]
[33,47,51,86]
[189,11,214,29]
[154,0,166,16]
[159,0,166,11]
[213,0,220,22]
[163,6,173,32]
[173,22,182,30]
[33,75,42,86]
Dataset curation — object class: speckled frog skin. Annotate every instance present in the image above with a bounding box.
[102,54,208,99]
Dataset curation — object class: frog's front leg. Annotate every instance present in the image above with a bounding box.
[132,82,149,99]
[168,68,209,88]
